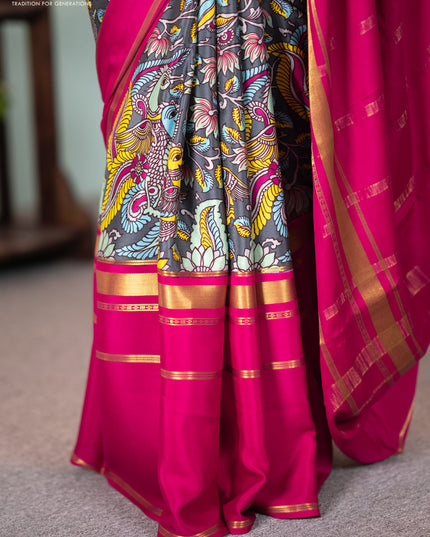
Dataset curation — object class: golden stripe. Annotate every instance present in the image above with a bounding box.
[160,369,222,380]
[225,366,260,379]
[96,271,158,296]
[223,360,304,378]
[262,359,304,370]
[96,258,158,266]
[159,316,222,326]
[159,522,225,537]
[229,285,256,309]
[159,284,226,309]
[225,519,253,529]
[313,162,393,386]
[334,159,419,372]
[309,23,365,413]
[229,279,296,309]
[309,0,331,83]
[309,13,416,376]
[397,399,414,453]
[71,453,100,473]
[257,279,297,305]
[232,369,260,379]
[319,318,359,415]
[96,351,160,363]
[97,302,159,312]
[104,468,163,517]
[336,158,422,360]
[259,502,319,514]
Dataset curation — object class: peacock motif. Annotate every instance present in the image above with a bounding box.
[96,0,311,270]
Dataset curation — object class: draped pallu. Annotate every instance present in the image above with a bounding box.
[72,1,430,537]
[309,0,430,461]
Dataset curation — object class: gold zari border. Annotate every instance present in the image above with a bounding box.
[159,522,225,537]
[228,309,299,325]
[229,279,296,309]
[263,359,304,370]
[159,284,226,309]
[104,468,163,517]
[161,369,223,380]
[397,399,414,453]
[309,6,417,376]
[225,519,253,529]
[71,453,100,473]
[259,502,319,514]
[159,316,222,326]
[96,351,160,363]
[97,301,159,312]
[224,359,304,379]
[96,271,158,297]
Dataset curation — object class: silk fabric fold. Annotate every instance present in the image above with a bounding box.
[72,1,429,536]
[309,0,429,461]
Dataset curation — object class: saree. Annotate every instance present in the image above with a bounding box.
[72,1,430,536]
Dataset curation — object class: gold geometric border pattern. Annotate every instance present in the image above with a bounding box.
[97,301,159,312]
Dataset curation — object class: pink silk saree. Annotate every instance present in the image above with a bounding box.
[72,1,430,536]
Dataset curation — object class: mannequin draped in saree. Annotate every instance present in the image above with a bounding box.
[72,1,430,536]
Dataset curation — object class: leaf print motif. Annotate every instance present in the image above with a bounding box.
[189,135,211,152]
[234,216,252,238]
[98,0,310,269]
[116,222,160,259]
[195,168,214,192]
[225,76,240,93]
[198,0,216,30]
[222,125,242,145]
[232,107,245,131]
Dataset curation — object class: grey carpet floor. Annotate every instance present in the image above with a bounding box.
[0,260,429,537]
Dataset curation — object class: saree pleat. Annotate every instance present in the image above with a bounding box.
[72,1,429,536]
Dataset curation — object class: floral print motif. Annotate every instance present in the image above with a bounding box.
[96,0,311,272]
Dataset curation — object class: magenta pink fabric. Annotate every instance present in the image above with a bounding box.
[96,0,170,145]
[310,0,430,461]
[72,1,430,535]
[73,254,330,536]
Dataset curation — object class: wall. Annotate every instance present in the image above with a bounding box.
[1,4,106,220]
